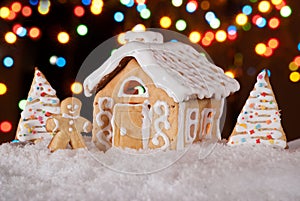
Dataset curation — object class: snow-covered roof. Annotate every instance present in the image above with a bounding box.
[84,31,240,102]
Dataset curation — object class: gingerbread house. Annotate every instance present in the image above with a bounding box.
[83,31,240,151]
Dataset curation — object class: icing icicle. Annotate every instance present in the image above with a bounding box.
[228,70,287,148]
[16,68,60,141]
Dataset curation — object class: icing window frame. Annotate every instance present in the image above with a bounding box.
[118,76,149,97]
[200,108,216,140]
[185,108,199,143]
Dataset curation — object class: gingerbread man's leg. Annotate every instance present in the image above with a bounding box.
[48,131,70,152]
[69,131,86,149]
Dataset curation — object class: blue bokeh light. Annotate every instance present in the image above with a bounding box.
[82,0,91,6]
[29,0,39,6]
[56,57,66,67]
[242,5,252,15]
[114,12,124,22]
[3,57,14,68]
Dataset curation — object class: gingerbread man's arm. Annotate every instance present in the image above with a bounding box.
[77,117,92,133]
[46,116,61,133]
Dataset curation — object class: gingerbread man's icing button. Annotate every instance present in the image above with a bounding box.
[69,120,74,125]
[69,127,73,132]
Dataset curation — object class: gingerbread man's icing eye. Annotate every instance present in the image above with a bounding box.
[67,104,72,109]
[74,104,79,110]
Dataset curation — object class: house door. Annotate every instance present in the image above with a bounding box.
[112,103,151,150]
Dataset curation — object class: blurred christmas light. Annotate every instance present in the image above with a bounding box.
[82,0,92,6]
[77,24,88,36]
[0,7,10,18]
[255,43,267,55]
[205,11,215,23]
[293,56,300,66]
[114,12,124,22]
[0,121,12,133]
[268,38,279,49]
[12,24,21,34]
[258,1,271,13]
[280,6,292,17]
[18,99,27,111]
[236,13,248,26]
[210,18,220,29]
[252,14,261,24]
[289,62,298,71]
[289,72,300,82]
[215,30,227,42]
[57,32,70,44]
[117,33,126,44]
[5,32,17,44]
[225,71,235,78]
[29,0,39,6]
[263,47,273,57]
[201,37,211,47]
[49,55,57,65]
[242,22,251,31]
[227,25,237,35]
[16,27,27,37]
[56,57,66,67]
[121,0,134,7]
[136,4,146,13]
[200,1,210,10]
[256,17,267,28]
[71,82,83,94]
[0,83,7,95]
[242,5,252,15]
[268,17,280,29]
[74,6,85,17]
[271,0,282,5]
[136,0,146,4]
[90,0,103,15]
[205,31,214,41]
[160,16,172,28]
[298,43,300,51]
[189,31,201,43]
[132,24,146,32]
[172,0,183,7]
[186,1,198,13]
[11,2,22,13]
[29,27,41,39]
[175,19,187,31]
[22,6,32,17]
[7,11,16,20]
[140,8,151,19]
[3,56,14,68]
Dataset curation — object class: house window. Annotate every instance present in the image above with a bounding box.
[118,76,149,97]
[200,108,215,140]
[185,108,199,143]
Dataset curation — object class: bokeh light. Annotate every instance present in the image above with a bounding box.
[29,0,39,6]
[225,71,235,78]
[268,38,279,49]
[38,0,50,15]
[49,55,57,65]
[11,2,22,13]
[90,0,103,15]
[293,56,300,66]
[82,0,91,6]
[117,33,126,44]
[160,16,172,28]
[189,31,201,43]
[172,0,183,7]
[205,11,215,23]
[236,13,248,26]
[242,5,252,15]
[255,43,267,55]
[0,121,12,133]
[258,1,271,13]
[289,72,300,82]
[16,27,27,37]
[3,56,14,68]
[57,32,70,44]
[29,27,41,39]
[200,1,210,10]
[22,6,32,17]
[210,18,220,29]
[0,7,10,19]
[263,47,273,57]
[71,82,83,94]
[186,1,198,13]
[77,24,88,36]
[140,8,151,19]
[298,43,300,52]
[18,99,27,110]
[289,62,298,71]
[5,32,17,44]
[280,6,292,17]
[74,6,85,17]
[175,19,187,31]
[0,83,7,95]
[114,11,124,22]
[56,57,66,67]
[7,11,16,21]
[256,17,267,28]
[268,17,280,29]
[215,30,227,42]
[271,0,282,5]
[136,4,146,13]
[132,24,146,32]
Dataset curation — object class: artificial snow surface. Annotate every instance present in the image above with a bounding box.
[1,137,300,201]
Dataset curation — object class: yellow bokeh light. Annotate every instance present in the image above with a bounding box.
[11,2,22,13]
[258,1,271,13]
[236,13,248,26]
[117,33,126,45]
[289,72,300,82]
[215,30,227,42]
[71,82,83,94]
[90,0,103,15]
[5,32,17,44]
[132,24,146,32]
[0,7,10,18]
[225,71,235,78]
[189,31,201,43]
[57,32,70,44]
[0,83,7,95]
[160,16,172,29]
[289,62,298,71]
[255,43,267,55]
[271,0,282,6]
[38,6,49,15]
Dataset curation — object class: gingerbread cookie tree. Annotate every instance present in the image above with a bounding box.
[16,68,60,142]
[228,70,287,148]
[46,97,92,152]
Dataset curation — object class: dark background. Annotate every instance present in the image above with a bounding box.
[0,0,299,144]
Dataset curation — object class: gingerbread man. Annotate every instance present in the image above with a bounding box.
[46,97,92,152]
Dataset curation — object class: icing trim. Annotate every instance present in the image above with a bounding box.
[118,76,149,98]
[200,108,216,140]
[185,108,199,143]
[176,102,186,150]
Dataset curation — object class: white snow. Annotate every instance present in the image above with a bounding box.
[1,137,300,201]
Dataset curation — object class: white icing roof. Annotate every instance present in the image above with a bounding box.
[84,31,240,102]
